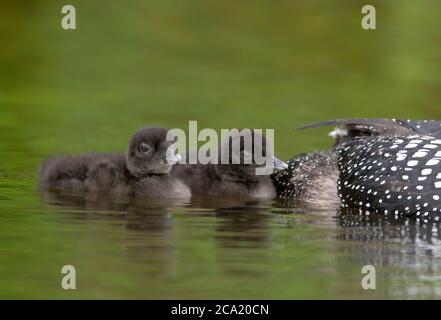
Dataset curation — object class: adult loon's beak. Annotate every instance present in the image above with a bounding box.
[164,150,182,164]
[273,156,288,171]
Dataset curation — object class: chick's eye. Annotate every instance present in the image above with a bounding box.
[138,143,151,154]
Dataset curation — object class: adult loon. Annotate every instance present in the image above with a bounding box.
[272,118,441,219]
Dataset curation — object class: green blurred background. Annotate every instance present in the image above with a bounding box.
[2,0,441,165]
[1,0,441,299]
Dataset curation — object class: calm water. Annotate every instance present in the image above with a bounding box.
[2,0,441,299]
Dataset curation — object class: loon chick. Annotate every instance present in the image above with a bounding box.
[38,127,190,198]
[171,129,287,200]
[273,118,441,216]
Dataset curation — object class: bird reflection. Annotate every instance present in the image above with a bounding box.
[39,188,186,278]
[335,209,441,298]
[213,204,271,249]
[336,209,441,244]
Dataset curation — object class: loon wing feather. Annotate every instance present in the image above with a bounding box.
[297,118,415,145]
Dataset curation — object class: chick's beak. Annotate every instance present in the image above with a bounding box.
[164,151,182,164]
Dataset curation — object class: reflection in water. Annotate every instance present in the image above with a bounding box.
[39,188,183,279]
[42,190,275,251]
[336,211,441,298]
[35,188,441,299]
[213,204,271,249]
[337,211,441,244]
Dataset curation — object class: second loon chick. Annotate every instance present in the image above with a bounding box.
[38,127,190,198]
[171,129,288,200]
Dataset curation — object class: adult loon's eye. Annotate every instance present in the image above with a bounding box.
[138,142,151,154]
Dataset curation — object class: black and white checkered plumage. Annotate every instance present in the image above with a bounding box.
[337,135,441,220]
[273,118,441,217]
